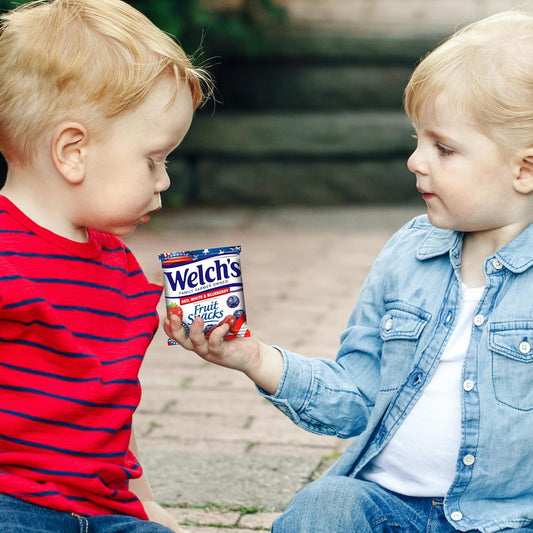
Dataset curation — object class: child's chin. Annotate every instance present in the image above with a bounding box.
[109,224,138,237]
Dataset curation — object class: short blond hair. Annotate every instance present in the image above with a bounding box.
[404,11,533,155]
[0,0,211,164]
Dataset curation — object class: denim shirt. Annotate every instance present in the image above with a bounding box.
[261,215,533,533]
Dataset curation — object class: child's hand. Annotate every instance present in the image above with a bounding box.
[164,315,284,395]
[164,314,260,373]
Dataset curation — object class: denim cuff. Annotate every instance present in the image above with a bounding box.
[256,346,314,424]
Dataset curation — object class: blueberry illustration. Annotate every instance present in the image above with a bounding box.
[233,309,245,319]
[203,323,216,335]
[227,295,240,308]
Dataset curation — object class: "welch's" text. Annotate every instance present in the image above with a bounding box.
[164,257,241,293]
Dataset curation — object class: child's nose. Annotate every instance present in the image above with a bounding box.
[407,147,427,175]
[157,171,170,193]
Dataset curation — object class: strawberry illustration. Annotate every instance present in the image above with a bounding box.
[166,304,183,321]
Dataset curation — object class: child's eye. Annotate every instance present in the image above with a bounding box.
[434,142,454,156]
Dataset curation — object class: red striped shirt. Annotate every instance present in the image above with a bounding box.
[0,195,162,518]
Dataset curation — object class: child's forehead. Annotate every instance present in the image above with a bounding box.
[115,76,189,121]
[410,85,472,124]
[100,76,193,146]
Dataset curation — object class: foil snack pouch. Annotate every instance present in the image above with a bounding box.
[159,245,250,344]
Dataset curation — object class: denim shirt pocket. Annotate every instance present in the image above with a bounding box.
[378,301,430,391]
[489,321,533,411]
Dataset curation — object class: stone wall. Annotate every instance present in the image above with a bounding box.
[164,30,435,207]
[166,0,528,206]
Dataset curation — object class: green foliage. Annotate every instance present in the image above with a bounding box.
[0,0,287,54]
[0,0,19,11]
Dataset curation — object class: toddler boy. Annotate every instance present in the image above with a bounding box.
[0,0,209,531]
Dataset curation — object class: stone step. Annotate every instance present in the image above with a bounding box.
[165,110,417,207]
[178,110,415,158]
[165,157,417,206]
[210,63,414,111]
[203,31,439,111]
[204,30,440,64]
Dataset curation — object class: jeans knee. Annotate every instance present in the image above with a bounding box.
[273,476,373,533]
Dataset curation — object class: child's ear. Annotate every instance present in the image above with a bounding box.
[51,122,88,185]
[513,150,533,194]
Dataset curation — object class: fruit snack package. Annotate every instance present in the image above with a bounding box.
[159,245,251,345]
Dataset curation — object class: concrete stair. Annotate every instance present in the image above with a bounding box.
[165,30,442,207]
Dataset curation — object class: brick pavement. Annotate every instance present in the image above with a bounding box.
[124,205,422,532]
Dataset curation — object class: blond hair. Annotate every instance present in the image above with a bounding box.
[404,11,533,155]
[0,0,211,165]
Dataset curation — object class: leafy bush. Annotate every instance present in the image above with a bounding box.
[0,0,286,53]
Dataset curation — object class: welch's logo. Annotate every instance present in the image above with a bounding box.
[164,256,241,292]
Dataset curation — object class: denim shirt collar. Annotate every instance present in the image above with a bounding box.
[416,223,533,274]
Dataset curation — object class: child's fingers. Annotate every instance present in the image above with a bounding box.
[206,320,232,344]
[164,315,234,362]
[164,315,192,346]
[187,317,208,349]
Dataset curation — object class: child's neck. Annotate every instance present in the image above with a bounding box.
[460,236,488,288]
[2,173,89,243]
[460,223,529,287]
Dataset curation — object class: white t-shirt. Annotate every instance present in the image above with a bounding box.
[360,284,485,496]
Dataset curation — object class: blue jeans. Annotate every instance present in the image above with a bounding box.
[0,493,173,532]
[271,476,533,533]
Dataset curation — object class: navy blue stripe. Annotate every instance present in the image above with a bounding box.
[0,275,161,298]
[72,330,152,343]
[0,239,142,278]
[3,486,135,503]
[0,330,144,365]
[7,467,121,499]
[102,245,127,253]
[0,407,131,433]
[0,337,147,365]
[2,297,44,310]
[53,305,158,321]
[0,337,95,358]
[101,355,143,365]
[32,492,92,503]
[0,361,139,386]
[4,298,158,322]
[0,229,34,235]
[6,318,152,343]
[0,467,135,500]
[0,486,95,503]
[0,433,125,457]
[66,495,93,502]
[6,465,96,478]
[0,251,129,274]
[0,385,137,410]
[34,469,95,478]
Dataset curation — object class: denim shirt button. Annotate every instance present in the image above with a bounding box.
[519,341,531,354]
[473,314,485,326]
[411,372,423,386]
[384,318,393,330]
[492,258,503,270]
[463,379,475,392]
[463,454,475,466]
[451,511,463,521]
